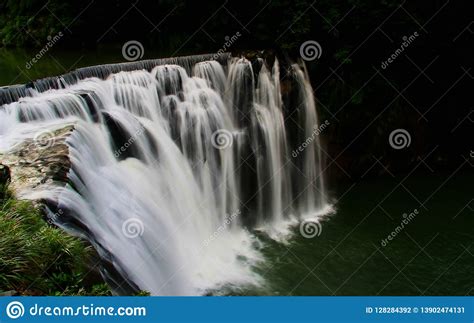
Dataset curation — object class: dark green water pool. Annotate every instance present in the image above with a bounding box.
[238,171,473,295]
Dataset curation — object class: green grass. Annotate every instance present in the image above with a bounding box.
[0,190,112,295]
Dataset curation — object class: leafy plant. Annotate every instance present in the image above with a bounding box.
[0,191,111,295]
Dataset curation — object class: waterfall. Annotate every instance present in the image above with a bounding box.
[0,54,330,295]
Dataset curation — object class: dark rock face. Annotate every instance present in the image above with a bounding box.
[0,163,11,198]
[0,163,10,182]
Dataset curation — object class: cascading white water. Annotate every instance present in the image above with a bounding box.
[252,59,291,226]
[0,55,330,295]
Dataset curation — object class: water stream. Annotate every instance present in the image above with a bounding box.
[0,54,331,295]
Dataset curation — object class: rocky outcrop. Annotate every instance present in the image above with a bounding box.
[0,125,74,198]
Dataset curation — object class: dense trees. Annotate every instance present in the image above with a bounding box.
[0,0,471,178]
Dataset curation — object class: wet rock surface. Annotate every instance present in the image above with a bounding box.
[0,125,74,197]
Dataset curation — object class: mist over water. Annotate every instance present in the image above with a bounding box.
[0,55,330,295]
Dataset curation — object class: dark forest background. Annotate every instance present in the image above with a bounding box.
[0,0,472,182]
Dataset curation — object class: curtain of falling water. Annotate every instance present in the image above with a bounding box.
[0,56,329,295]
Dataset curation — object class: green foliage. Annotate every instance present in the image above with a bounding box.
[135,290,151,296]
[0,0,71,47]
[334,49,352,65]
[55,283,112,296]
[0,191,111,295]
